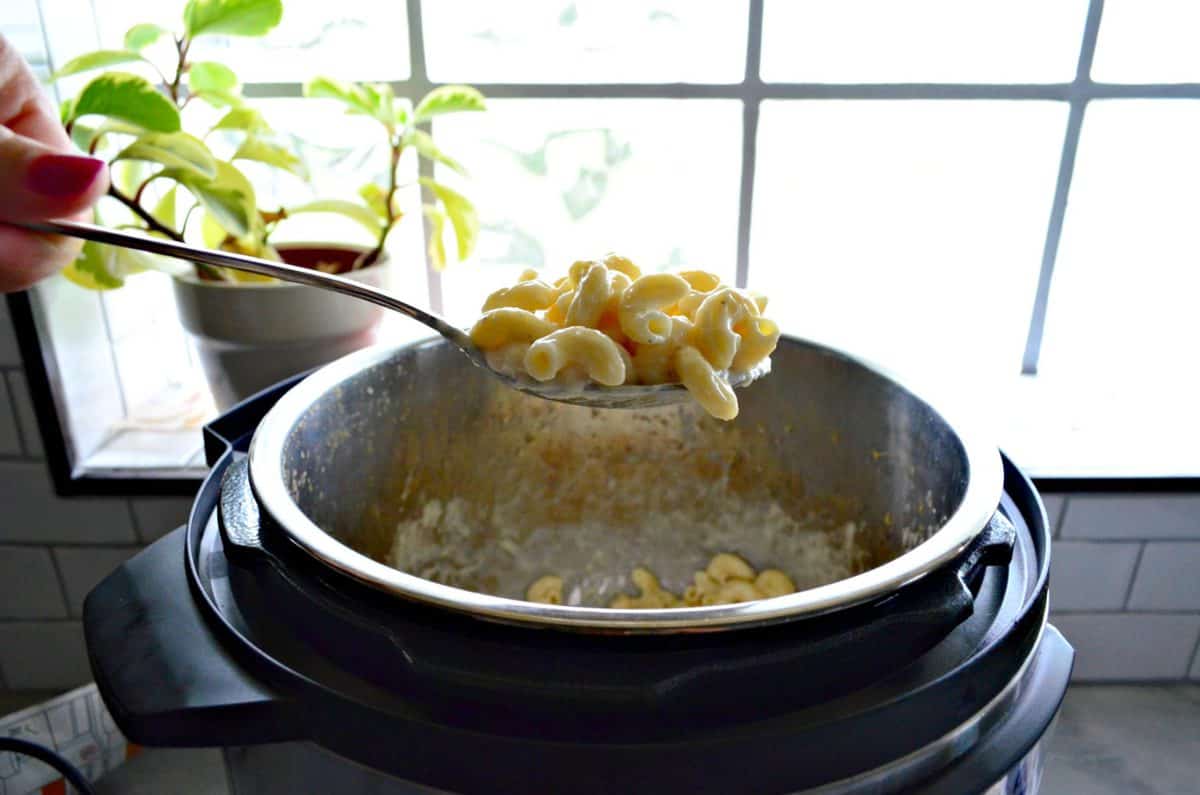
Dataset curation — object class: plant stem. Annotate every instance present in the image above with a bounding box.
[167,36,191,106]
[108,185,183,242]
[109,185,226,280]
[361,136,401,268]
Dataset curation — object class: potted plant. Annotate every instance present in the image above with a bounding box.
[50,0,485,409]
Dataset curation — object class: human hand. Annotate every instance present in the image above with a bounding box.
[0,34,108,292]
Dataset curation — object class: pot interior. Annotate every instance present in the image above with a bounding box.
[276,338,969,607]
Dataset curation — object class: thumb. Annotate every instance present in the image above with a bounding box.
[0,126,108,223]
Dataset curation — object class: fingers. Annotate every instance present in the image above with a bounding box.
[0,34,71,151]
[0,35,108,291]
[0,126,108,223]
[0,223,83,292]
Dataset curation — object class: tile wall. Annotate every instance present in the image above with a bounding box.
[0,297,1198,700]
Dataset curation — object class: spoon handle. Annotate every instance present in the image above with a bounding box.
[17,218,470,346]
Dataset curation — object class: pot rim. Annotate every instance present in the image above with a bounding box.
[173,242,387,288]
[247,335,1003,632]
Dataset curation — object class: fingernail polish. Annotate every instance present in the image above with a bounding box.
[26,154,105,198]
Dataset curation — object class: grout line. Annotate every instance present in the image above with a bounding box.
[1053,497,1069,539]
[1052,611,1200,617]
[1187,630,1200,680]
[1043,535,1196,544]
[46,547,75,619]
[1,373,27,457]
[0,540,144,550]
[125,499,144,544]
[1121,541,1148,609]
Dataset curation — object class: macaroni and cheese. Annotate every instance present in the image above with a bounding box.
[524,552,798,608]
[468,254,780,420]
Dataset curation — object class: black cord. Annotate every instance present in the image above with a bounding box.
[0,736,98,795]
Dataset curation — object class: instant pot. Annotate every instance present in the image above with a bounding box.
[83,337,1073,794]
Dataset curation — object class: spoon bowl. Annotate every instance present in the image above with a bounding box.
[21,219,767,410]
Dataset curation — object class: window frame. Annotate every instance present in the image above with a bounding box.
[13,0,1200,494]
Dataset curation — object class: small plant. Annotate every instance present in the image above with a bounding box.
[302,77,486,270]
[48,0,470,287]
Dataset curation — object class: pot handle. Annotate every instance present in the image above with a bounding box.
[82,527,300,746]
[956,509,1017,591]
[220,454,266,555]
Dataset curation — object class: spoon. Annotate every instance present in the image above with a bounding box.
[19,219,768,409]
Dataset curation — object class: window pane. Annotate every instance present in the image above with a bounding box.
[93,0,409,82]
[1037,101,1200,473]
[761,0,1088,84]
[431,100,742,323]
[1092,0,1200,83]
[423,1,747,84]
[750,101,1067,389]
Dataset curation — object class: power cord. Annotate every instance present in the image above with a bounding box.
[0,736,98,795]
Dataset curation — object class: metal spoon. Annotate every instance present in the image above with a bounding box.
[19,219,768,409]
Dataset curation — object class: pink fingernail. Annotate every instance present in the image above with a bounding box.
[26,154,105,198]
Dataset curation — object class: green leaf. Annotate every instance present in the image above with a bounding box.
[210,107,269,133]
[71,72,180,132]
[174,160,258,238]
[188,61,239,94]
[50,50,147,81]
[115,131,218,180]
[59,97,76,125]
[151,186,178,229]
[70,119,146,152]
[114,159,149,196]
[232,137,306,177]
[63,240,162,290]
[413,85,486,123]
[403,128,466,175]
[69,123,94,151]
[200,211,227,247]
[421,205,447,272]
[124,23,167,52]
[303,77,392,125]
[358,182,389,220]
[418,177,478,262]
[194,89,243,108]
[285,200,382,238]
[361,82,395,126]
[183,0,283,37]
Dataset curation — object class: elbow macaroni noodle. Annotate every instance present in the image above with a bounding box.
[525,552,797,608]
[468,254,780,420]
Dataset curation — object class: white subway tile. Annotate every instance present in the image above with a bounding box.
[0,621,90,690]
[0,462,135,544]
[0,300,21,367]
[5,372,43,458]
[0,377,20,456]
[53,547,141,617]
[0,546,67,619]
[1041,495,1066,537]
[1061,495,1200,540]
[1051,613,1200,681]
[130,496,195,542]
[1127,542,1200,611]
[1050,542,1141,611]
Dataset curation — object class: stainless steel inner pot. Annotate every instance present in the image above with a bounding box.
[247,335,1002,631]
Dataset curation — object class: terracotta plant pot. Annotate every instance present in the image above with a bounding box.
[173,243,387,411]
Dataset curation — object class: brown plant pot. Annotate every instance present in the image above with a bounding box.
[173,243,387,412]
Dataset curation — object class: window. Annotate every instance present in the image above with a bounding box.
[5,0,1199,490]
